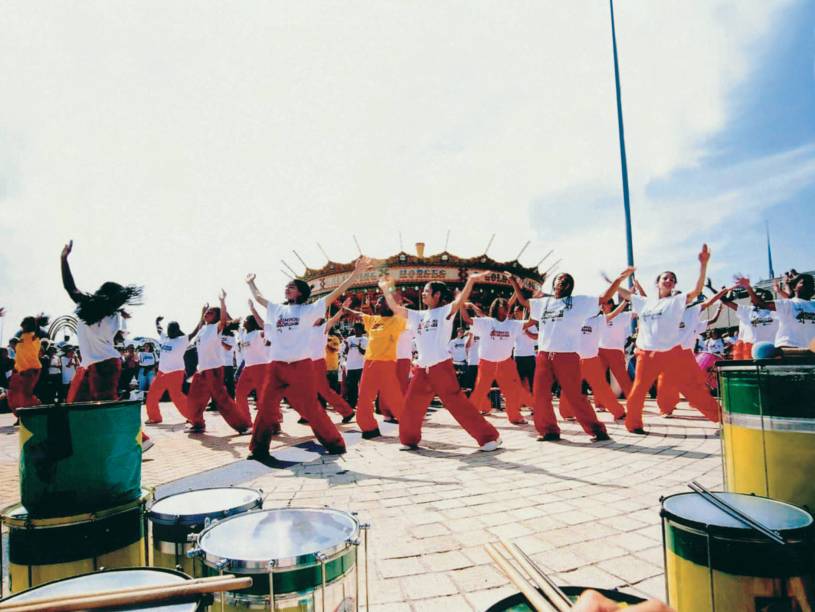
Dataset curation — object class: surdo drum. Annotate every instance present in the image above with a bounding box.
[190,507,370,611]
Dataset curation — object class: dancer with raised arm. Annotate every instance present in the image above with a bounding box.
[245,257,373,458]
[145,313,204,423]
[616,245,720,434]
[185,291,253,434]
[597,299,634,399]
[508,269,633,441]
[735,274,814,349]
[233,303,270,422]
[308,300,355,421]
[577,303,628,421]
[61,240,143,402]
[7,314,49,413]
[721,287,777,360]
[379,271,502,451]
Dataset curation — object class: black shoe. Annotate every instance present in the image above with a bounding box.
[235,428,250,435]
[384,417,399,424]
[248,449,270,461]
[184,424,206,434]
[326,444,347,455]
[592,431,611,442]
[630,428,648,435]
[362,428,381,439]
[297,417,309,425]
[341,412,355,424]
[537,433,561,442]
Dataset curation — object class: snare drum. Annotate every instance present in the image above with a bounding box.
[1,489,151,593]
[191,507,369,611]
[0,567,206,611]
[149,487,263,575]
[661,491,815,611]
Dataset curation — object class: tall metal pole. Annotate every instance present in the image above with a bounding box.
[609,0,635,276]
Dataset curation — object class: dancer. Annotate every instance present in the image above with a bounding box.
[308,301,355,421]
[343,295,407,438]
[7,314,49,413]
[512,304,537,395]
[343,323,367,408]
[736,273,815,349]
[463,298,534,424]
[379,272,502,451]
[145,314,203,424]
[61,241,142,402]
[720,283,777,357]
[616,245,721,433]
[577,303,628,421]
[245,257,373,457]
[508,269,633,441]
[185,291,253,434]
[232,303,273,420]
[597,299,634,399]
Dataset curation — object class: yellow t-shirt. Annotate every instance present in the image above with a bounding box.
[14,332,42,372]
[325,336,341,371]
[362,315,407,362]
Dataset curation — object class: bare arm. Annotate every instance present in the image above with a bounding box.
[701,286,733,311]
[187,304,207,340]
[706,303,723,325]
[773,279,791,300]
[324,298,350,329]
[248,299,265,328]
[686,244,710,304]
[601,267,636,304]
[245,273,269,308]
[217,290,228,333]
[450,271,490,317]
[155,316,164,336]
[60,241,83,303]
[736,277,775,311]
[324,257,373,306]
[633,277,647,297]
[605,300,628,322]
[503,272,530,310]
[377,276,408,318]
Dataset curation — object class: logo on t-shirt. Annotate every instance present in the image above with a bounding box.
[640,304,669,322]
[794,309,815,325]
[161,344,173,352]
[418,318,439,334]
[276,316,300,330]
[580,324,593,335]
[489,329,511,340]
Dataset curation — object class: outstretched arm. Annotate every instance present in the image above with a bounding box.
[632,277,647,297]
[245,273,269,308]
[60,241,83,303]
[701,286,733,311]
[377,276,408,318]
[249,299,265,328]
[324,298,350,329]
[601,267,636,304]
[605,299,629,322]
[736,277,775,311]
[450,271,490,317]
[706,303,723,325]
[503,272,530,310]
[325,257,374,306]
[773,279,791,300]
[686,244,710,304]
[217,290,228,333]
[188,305,207,340]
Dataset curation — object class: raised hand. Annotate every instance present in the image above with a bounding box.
[245,273,256,284]
[248,299,254,309]
[699,243,711,264]
[201,303,210,317]
[354,256,374,273]
[377,275,395,291]
[342,297,354,309]
[619,266,636,279]
[735,276,751,289]
[218,289,227,301]
[0,307,5,317]
[61,240,73,259]
[468,270,491,281]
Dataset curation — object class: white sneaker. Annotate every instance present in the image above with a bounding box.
[399,444,419,451]
[479,438,503,452]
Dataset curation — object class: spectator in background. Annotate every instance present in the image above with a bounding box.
[45,346,62,403]
[60,347,79,402]
[704,329,725,356]
[137,341,157,392]
[325,331,343,393]
[342,322,367,408]
[120,344,139,395]
[448,327,468,380]
[8,338,18,361]
[221,322,239,398]
[8,314,49,414]
[0,348,13,390]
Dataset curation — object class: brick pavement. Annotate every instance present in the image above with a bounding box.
[0,399,723,609]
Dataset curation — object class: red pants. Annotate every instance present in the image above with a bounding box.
[187,367,252,433]
[8,368,41,412]
[400,359,499,447]
[67,358,122,403]
[533,352,607,437]
[656,348,711,415]
[581,356,625,419]
[470,358,532,423]
[356,360,404,432]
[252,360,345,454]
[311,359,353,417]
[235,363,267,419]
[733,341,752,360]
[396,359,411,394]
[145,370,188,422]
[626,346,720,431]
[597,348,633,397]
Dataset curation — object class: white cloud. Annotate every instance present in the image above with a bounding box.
[0,0,807,337]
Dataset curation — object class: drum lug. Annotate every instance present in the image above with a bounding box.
[359,522,371,530]
[186,548,203,559]
[347,538,360,546]
[215,558,230,571]
[187,533,200,543]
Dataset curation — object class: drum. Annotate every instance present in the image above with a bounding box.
[719,361,815,512]
[0,567,206,611]
[1,489,151,593]
[486,586,645,611]
[18,399,144,517]
[661,491,815,611]
[191,507,369,611]
[149,487,263,576]
[695,351,719,390]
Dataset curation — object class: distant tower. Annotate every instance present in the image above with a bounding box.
[766,221,775,279]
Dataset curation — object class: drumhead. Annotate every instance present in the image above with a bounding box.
[661,492,813,537]
[149,488,262,526]
[0,568,200,611]
[197,507,359,572]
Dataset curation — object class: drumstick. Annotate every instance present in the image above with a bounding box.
[485,543,557,612]
[0,576,252,612]
[498,540,572,611]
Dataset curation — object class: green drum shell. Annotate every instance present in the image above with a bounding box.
[18,400,144,518]
[485,586,645,611]
[718,361,815,512]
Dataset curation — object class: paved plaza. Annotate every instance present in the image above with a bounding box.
[0,399,723,610]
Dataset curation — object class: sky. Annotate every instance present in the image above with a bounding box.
[1,1,814,339]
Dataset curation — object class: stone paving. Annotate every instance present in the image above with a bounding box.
[0,399,723,610]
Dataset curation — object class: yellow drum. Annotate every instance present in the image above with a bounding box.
[148,487,262,576]
[1,489,151,594]
[719,361,815,512]
[661,491,815,611]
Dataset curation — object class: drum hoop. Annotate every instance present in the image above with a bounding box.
[1,488,152,528]
[719,361,815,371]
[148,487,263,525]
[222,564,356,602]
[197,507,360,572]
[16,399,143,415]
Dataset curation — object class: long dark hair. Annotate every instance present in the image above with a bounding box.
[789,273,815,300]
[244,315,262,332]
[488,298,508,319]
[427,281,453,305]
[75,282,143,325]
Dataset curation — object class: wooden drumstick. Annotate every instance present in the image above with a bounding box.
[485,543,557,612]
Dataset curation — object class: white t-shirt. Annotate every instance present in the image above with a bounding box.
[265,298,327,363]
[48,356,61,375]
[466,334,481,366]
[158,335,189,373]
[221,335,236,367]
[307,323,328,361]
[448,337,468,363]
[472,317,524,362]
[195,324,223,371]
[138,351,157,368]
[344,336,368,370]
[735,305,779,345]
[396,324,415,360]
[530,295,600,354]
[240,330,268,367]
[677,305,704,351]
[76,314,122,368]
[513,323,537,358]
[774,298,815,348]
[407,303,456,368]
[705,337,726,355]
[60,356,76,384]
[599,311,632,351]
[630,294,686,352]
[576,314,603,359]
